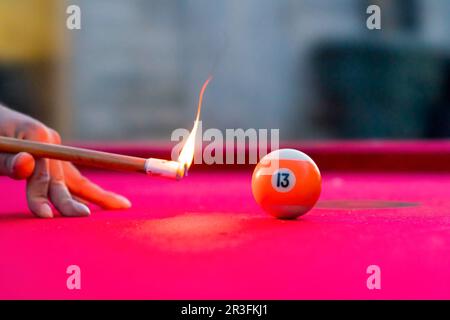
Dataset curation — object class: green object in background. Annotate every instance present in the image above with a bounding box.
[314,39,446,138]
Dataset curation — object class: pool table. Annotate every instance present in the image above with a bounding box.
[0,140,449,299]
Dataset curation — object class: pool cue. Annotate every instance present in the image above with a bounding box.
[0,136,184,179]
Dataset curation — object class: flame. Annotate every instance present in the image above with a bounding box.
[177,76,212,172]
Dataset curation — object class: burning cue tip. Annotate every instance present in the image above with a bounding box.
[144,158,187,180]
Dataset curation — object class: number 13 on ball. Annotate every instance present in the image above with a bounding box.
[251,149,322,219]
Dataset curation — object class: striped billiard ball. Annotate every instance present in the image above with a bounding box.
[251,149,321,219]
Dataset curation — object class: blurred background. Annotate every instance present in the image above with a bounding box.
[0,0,449,141]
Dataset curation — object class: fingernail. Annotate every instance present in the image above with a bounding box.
[73,202,91,216]
[116,195,132,208]
[38,203,53,218]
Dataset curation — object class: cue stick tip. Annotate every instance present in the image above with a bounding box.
[144,158,186,180]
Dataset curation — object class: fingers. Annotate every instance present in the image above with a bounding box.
[9,121,128,217]
[0,152,35,179]
[72,195,90,206]
[24,125,53,218]
[48,159,90,217]
[21,120,53,142]
[23,126,89,218]
[63,162,131,210]
[26,158,53,218]
[48,180,91,217]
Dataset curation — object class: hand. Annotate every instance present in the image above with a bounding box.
[0,105,131,218]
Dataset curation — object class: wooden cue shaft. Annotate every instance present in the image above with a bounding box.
[0,136,147,173]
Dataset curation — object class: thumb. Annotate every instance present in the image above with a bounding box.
[0,152,35,180]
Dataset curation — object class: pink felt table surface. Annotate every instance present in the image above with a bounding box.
[0,170,449,299]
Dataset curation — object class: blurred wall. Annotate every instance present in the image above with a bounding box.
[69,0,364,140]
[69,0,450,141]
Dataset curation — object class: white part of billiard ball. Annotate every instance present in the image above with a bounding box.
[271,168,296,192]
[261,148,320,174]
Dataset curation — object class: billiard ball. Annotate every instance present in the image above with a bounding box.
[251,149,321,219]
